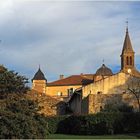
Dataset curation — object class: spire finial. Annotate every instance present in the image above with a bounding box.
[39,64,40,69]
[126,19,128,33]
[102,59,105,64]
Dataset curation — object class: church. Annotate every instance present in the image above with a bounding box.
[32,26,140,115]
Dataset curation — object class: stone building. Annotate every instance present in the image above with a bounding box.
[32,27,140,115]
[32,71,94,100]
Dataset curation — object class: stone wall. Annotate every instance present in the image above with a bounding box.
[46,85,81,98]
[82,72,130,97]
[82,72,140,114]
[32,80,46,94]
[87,93,139,114]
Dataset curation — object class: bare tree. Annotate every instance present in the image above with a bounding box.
[127,76,140,112]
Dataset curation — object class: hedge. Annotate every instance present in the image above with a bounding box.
[46,116,68,134]
[46,112,140,135]
[0,111,49,139]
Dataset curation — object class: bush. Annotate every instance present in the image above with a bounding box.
[121,112,140,133]
[46,116,68,134]
[0,110,49,139]
[0,66,48,139]
[0,95,49,139]
[57,115,86,134]
[46,112,140,135]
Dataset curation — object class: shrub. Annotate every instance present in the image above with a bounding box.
[121,112,140,133]
[57,115,87,134]
[0,110,49,139]
[0,95,49,139]
[46,112,140,135]
[46,116,68,134]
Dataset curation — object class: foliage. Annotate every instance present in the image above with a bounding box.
[0,66,48,139]
[0,65,29,98]
[47,112,140,135]
[46,116,68,134]
[0,94,49,139]
[56,113,120,135]
[102,102,134,113]
[119,112,140,133]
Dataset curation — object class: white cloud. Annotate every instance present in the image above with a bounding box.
[0,1,140,83]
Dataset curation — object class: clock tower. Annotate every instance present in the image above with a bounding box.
[120,26,139,76]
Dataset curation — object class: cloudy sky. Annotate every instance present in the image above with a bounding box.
[0,0,140,84]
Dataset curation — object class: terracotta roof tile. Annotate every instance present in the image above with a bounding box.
[47,75,93,86]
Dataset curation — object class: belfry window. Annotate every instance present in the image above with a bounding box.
[126,56,129,65]
[130,56,132,65]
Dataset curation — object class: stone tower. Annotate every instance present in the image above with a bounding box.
[120,27,139,76]
[32,67,47,94]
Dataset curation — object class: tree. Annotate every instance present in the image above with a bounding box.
[0,94,49,139]
[102,101,133,113]
[0,65,29,98]
[0,66,48,138]
[127,77,140,112]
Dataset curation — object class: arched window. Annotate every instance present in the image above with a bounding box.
[126,56,129,65]
[130,56,132,65]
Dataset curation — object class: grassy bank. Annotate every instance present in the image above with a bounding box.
[47,134,140,139]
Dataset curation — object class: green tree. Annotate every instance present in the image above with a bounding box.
[0,94,48,139]
[0,65,29,98]
[0,66,48,139]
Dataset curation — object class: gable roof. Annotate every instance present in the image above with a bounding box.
[47,75,93,86]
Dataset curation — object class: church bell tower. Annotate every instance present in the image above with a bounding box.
[120,24,140,77]
[120,26,135,74]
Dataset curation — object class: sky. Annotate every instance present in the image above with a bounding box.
[0,0,140,85]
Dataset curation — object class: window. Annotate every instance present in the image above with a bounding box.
[89,90,91,94]
[97,91,102,94]
[126,56,129,65]
[68,88,73,97]
[130,56,132,65]
[100,106,103,111]
[57,92,62,96]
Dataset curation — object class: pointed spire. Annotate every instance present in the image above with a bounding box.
[102,59,105,64]
[121,23,134,55]
[32,66,46,81]
[126,20,128,33]
[38,64,41,71]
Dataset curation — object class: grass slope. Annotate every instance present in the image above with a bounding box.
[47,134,140,139]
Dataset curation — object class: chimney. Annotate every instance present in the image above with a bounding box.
[60,75,64,80]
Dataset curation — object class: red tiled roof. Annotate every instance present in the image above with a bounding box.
[47,75,93,86]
